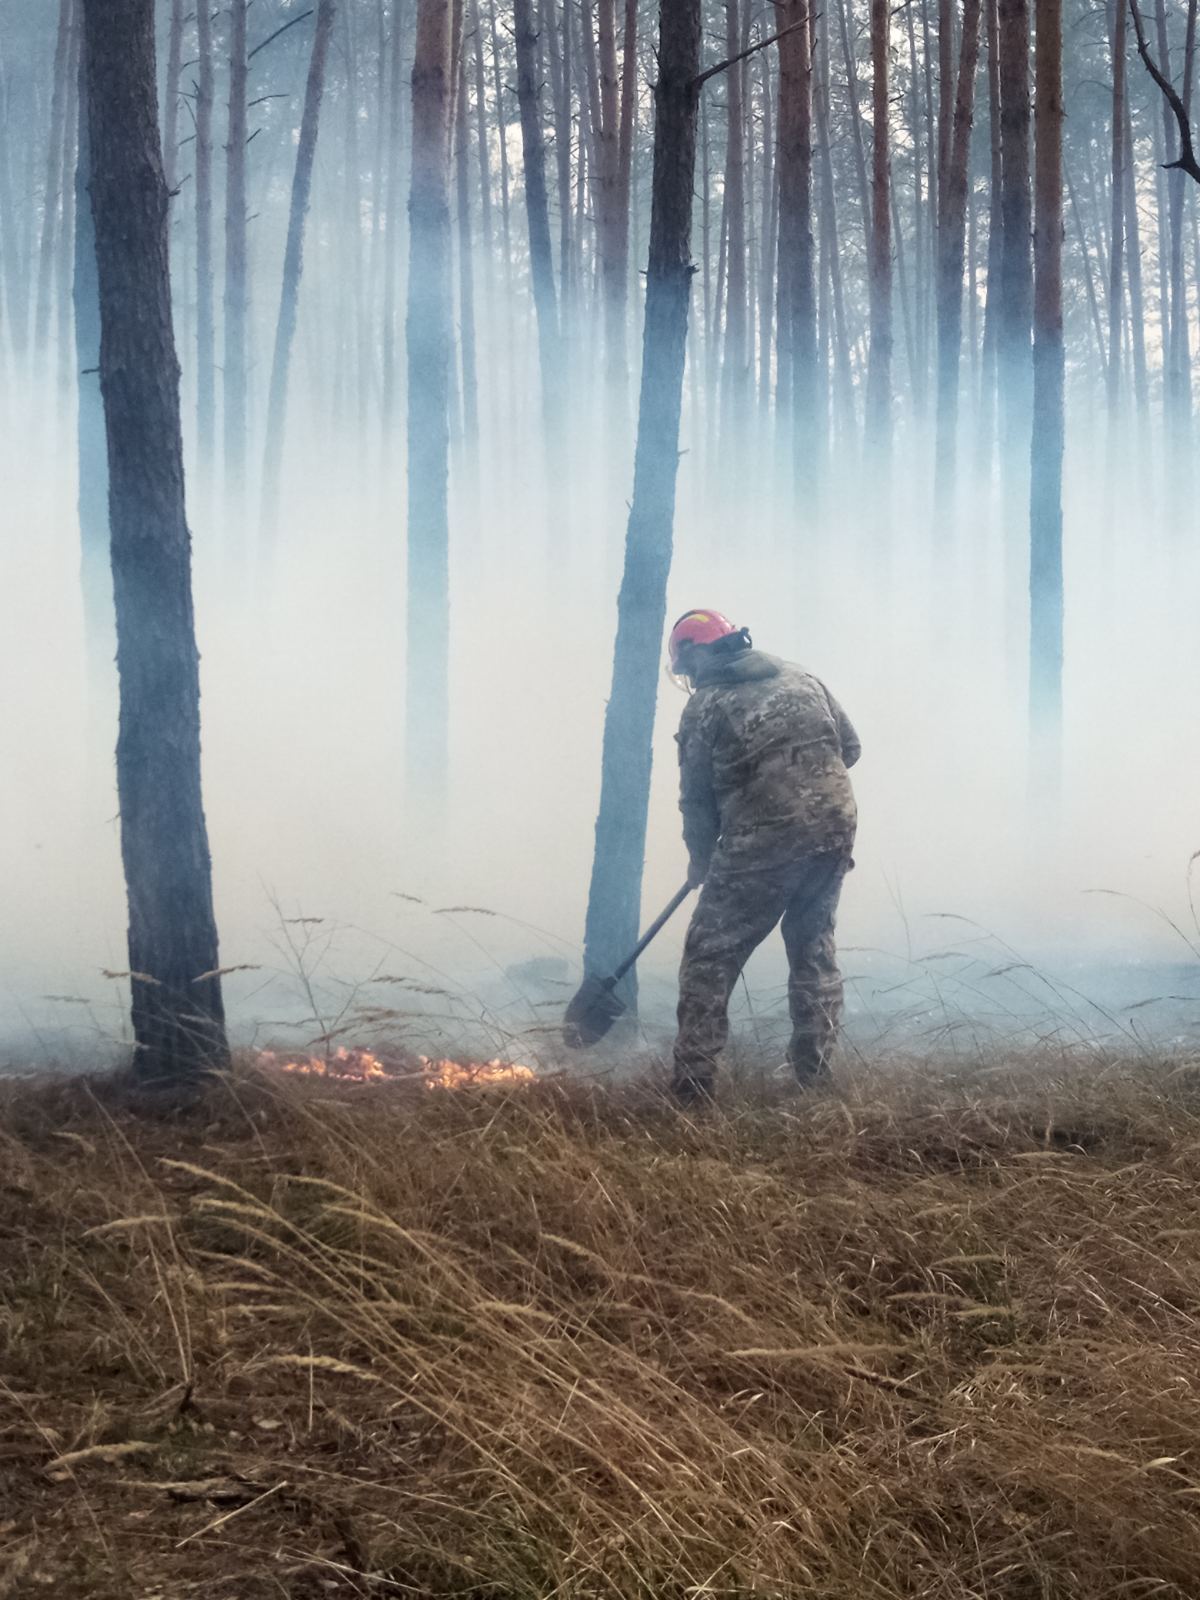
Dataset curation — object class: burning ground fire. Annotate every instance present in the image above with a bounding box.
[258,1045,536,1090]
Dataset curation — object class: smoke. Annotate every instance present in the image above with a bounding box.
[2,0,1197,1067]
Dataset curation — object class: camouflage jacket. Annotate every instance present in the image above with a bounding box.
[676,650,860,872]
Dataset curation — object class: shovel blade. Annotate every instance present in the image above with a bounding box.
[562,974,627,1048]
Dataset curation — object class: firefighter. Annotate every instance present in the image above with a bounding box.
[668,610,861,1103]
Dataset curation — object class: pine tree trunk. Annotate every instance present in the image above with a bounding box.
[1122,98,1148,418]
[836,0,872,235]
[381,0,407,435]
[776,0,817,496]
[933,0,982,508]
[758,47,777,416]
[34,0,74,356]
[81,0,229,1079]
[514,0,567,442]
[56,13,81,394]
[1105,0,1125,419]
[260,0,337,553]
[456,26,480,451]
[996,0,1032,467]
[1162,0,1196,436]
[865,0,893,460]
[975,0,1001,475]
[470,0,493,266]
[162,0,184,195]
[1029,0,1063,794]
[582,0,701,993]
[195,0,216,467]
[74,38,111,682]
[488,0,514,293]
[224,0,249,498]
[546,0,574,311]
[597,0,627,392]
[406,0,454,810]
[720,0,748,428]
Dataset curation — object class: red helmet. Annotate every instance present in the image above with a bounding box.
[668,609,739,672]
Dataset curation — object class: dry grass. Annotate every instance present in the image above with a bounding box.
[4,1052,1200,1597]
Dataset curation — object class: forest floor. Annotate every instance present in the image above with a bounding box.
[5,1051,1200,1598]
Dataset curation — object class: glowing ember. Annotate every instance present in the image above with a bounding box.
[419,1056,537,1091]
[260,1048,535,1090]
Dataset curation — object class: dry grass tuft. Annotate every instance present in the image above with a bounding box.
[4,1051,1200,1596]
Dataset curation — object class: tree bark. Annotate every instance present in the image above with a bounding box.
[1105,0,1126,419]
[975,0,1001,474]
[865,0,893,461]
[996,0,1032,469]
[1122,96,1148,417]
[513,0,567,443]
[34,0,74,355]
[73,37,111,684]
[720,0,748,429]
[597,0,628,391]
[406,0,454,811]
[162,0,184,195]
[381,0,406,435]
[456,18,480,451]
[776,0,818,495]
[81,0,229,1078]
[933,0,982,507]
[260,0,337,554]
[224,0,249,498]
[1029,0,1063,796]
[195,0,216,468]
[582,0,701,993]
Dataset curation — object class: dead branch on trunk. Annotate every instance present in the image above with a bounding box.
[689,17,810,91]
[1130,0,1200,183]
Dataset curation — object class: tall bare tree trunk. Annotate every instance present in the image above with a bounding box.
[381,0,406,434]
[195,0,216,468]
[81,0,228,1079]
[456,21,480,451]
[514,0,567,446]
[975,0,1001,475]
[1029,0,1063,799]
[933,0,982,508]
[406,0,454,810]
[1105,0,1126,420]
[776,0,818,497]
[224,0,249,499]
[996,0,1032,470]
[260,0,337,554]
[720,0,748,431]
[34,0,74,356]
[597,0,628,393]
[1122,98,1148,419]
[162,0,184,195]
[583,0,701,995]
[865,0,893,461]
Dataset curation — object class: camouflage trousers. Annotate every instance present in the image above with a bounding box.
[673,850,850,1100]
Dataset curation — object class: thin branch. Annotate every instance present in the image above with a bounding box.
[689,17,811,92]
[247,8,315,62]
[1129,0,1200,183]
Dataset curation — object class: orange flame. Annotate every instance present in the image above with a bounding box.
[260,1047,534,1090]
[419,1056,536,1091]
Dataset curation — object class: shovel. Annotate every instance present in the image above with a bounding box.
[562,883,693,1048]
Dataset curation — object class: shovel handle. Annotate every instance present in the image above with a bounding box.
[611,882,693,983]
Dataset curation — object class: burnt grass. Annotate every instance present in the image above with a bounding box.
[4,1052,1200,1597]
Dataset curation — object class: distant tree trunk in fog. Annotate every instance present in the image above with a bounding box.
[933,0,982,510]
[583,0,701,995]
[865,0,893,462]
[224,0,249,499]
[996,0,1032,472]
[513,0,567,443]
[1122,101,1148,419]
[815,19,855,448]
[488,0,514,293]
[405,0,454,809]
[456,27,480,450]
[617,0,639,301]
[1029,0,1063,794]
[720,0,748,432]
[195,0,216,467]
[81,0,229,1079]
[381,0,406,432]
[34,0,73,355]
[73,42,111,682]
[1159,0,1196,441]
[597,0,629,396]
[976,0,1001,475]
[260,0,337,555]
[548,0,574,310]
[56,19,81,395]
[1105,0,1126,420]
[776,0,818,498]
[162,0,184,196]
